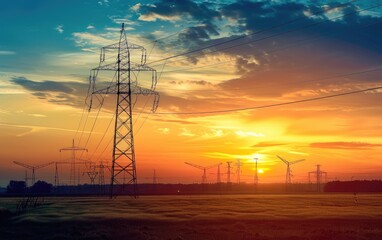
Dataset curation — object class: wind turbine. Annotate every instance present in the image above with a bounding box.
[277,155,305,186]
[185,162,222,184]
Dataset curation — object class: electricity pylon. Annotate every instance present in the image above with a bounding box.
[217,164,222,183]
[13,161,54,186]
[277,155,305,187]
[54,162,59,187]
[254,157,259,186]
[226,161,232,183]
[235,159,243,184]
[83,163,98,185]
[153,169,158,184]
[308,164,327,192]
[59,139,87,186]
[87,23,159,198]
[185,162,222,184]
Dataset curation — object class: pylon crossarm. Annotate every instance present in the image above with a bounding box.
[35,162,54,169]
[13,161,33,170]
[92,84,158,95]
[92,62,155,72]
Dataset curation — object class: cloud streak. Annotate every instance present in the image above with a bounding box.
[310,141,382,150]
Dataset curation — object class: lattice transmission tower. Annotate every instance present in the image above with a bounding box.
[87,23,159,198]
[308,164,327,192]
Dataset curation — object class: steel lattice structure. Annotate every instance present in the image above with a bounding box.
[88,23,159,198]
[308,164,327,192]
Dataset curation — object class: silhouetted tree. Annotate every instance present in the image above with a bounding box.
[31,181,52,194]
[6,180,26,194]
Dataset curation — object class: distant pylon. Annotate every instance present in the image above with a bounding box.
[153,169,158,184]
[308,164,327,192]
[54,162,59,187]
[235,159,243,184]
[83,162,98,185]
[59,139,87,186]
[226,161,232,183]
[98,161,106,186]
[254,157,259,186]
[87,23,159,198]
[185,162,221,184]
[217,164,221,183]
[13,161,54,186]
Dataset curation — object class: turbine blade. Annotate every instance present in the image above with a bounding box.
[290,159,305,165]
[277,155,288,164]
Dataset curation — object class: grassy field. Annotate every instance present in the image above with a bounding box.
[1,194,382,239]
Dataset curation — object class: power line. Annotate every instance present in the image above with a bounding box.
[149,2,382,69]
[147,0,359,65]
[153,86,382,115]
[157,19,382,76]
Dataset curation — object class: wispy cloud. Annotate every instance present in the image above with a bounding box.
[310,142,382,150]
[27,113,47,118]
[0,122,83,137]
[252,142,286,148]
[72,32,115,47]
[98,0,109,6]
[0,50,16,55]
[55,25,64,34]
[235,130,264,137]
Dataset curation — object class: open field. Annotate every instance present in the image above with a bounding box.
[1,194,382,239]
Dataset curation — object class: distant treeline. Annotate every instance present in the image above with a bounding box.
[325,180,382,192]
[2,180,382,196]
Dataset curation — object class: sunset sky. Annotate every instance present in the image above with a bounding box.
[1,0,382,187]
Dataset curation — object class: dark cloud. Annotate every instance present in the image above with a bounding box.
[139,0,220,22]
[178,23,220,48]
[138,0,221,48]
[310,142,382,150]
[10,76,89,107]
[10,76,74,93]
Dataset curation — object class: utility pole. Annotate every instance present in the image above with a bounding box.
[185,162,221,184]
[308,164,327,192]
[226,161,232,184]
[59,139,87,186]
[236,159,242,184]
[217,164,221,183]
[254,157,258,186]
[153,169,158,184]
[54,162,59,187]
[87,23,159,198]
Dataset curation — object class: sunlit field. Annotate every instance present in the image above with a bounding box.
[1,194,382,239]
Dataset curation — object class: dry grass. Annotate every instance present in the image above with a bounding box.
[1,194,382,239]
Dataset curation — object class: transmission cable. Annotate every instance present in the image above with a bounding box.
[149,2,382,68]
[147,0,359,65]
[153,86,382,115]
[157,19,382,77]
